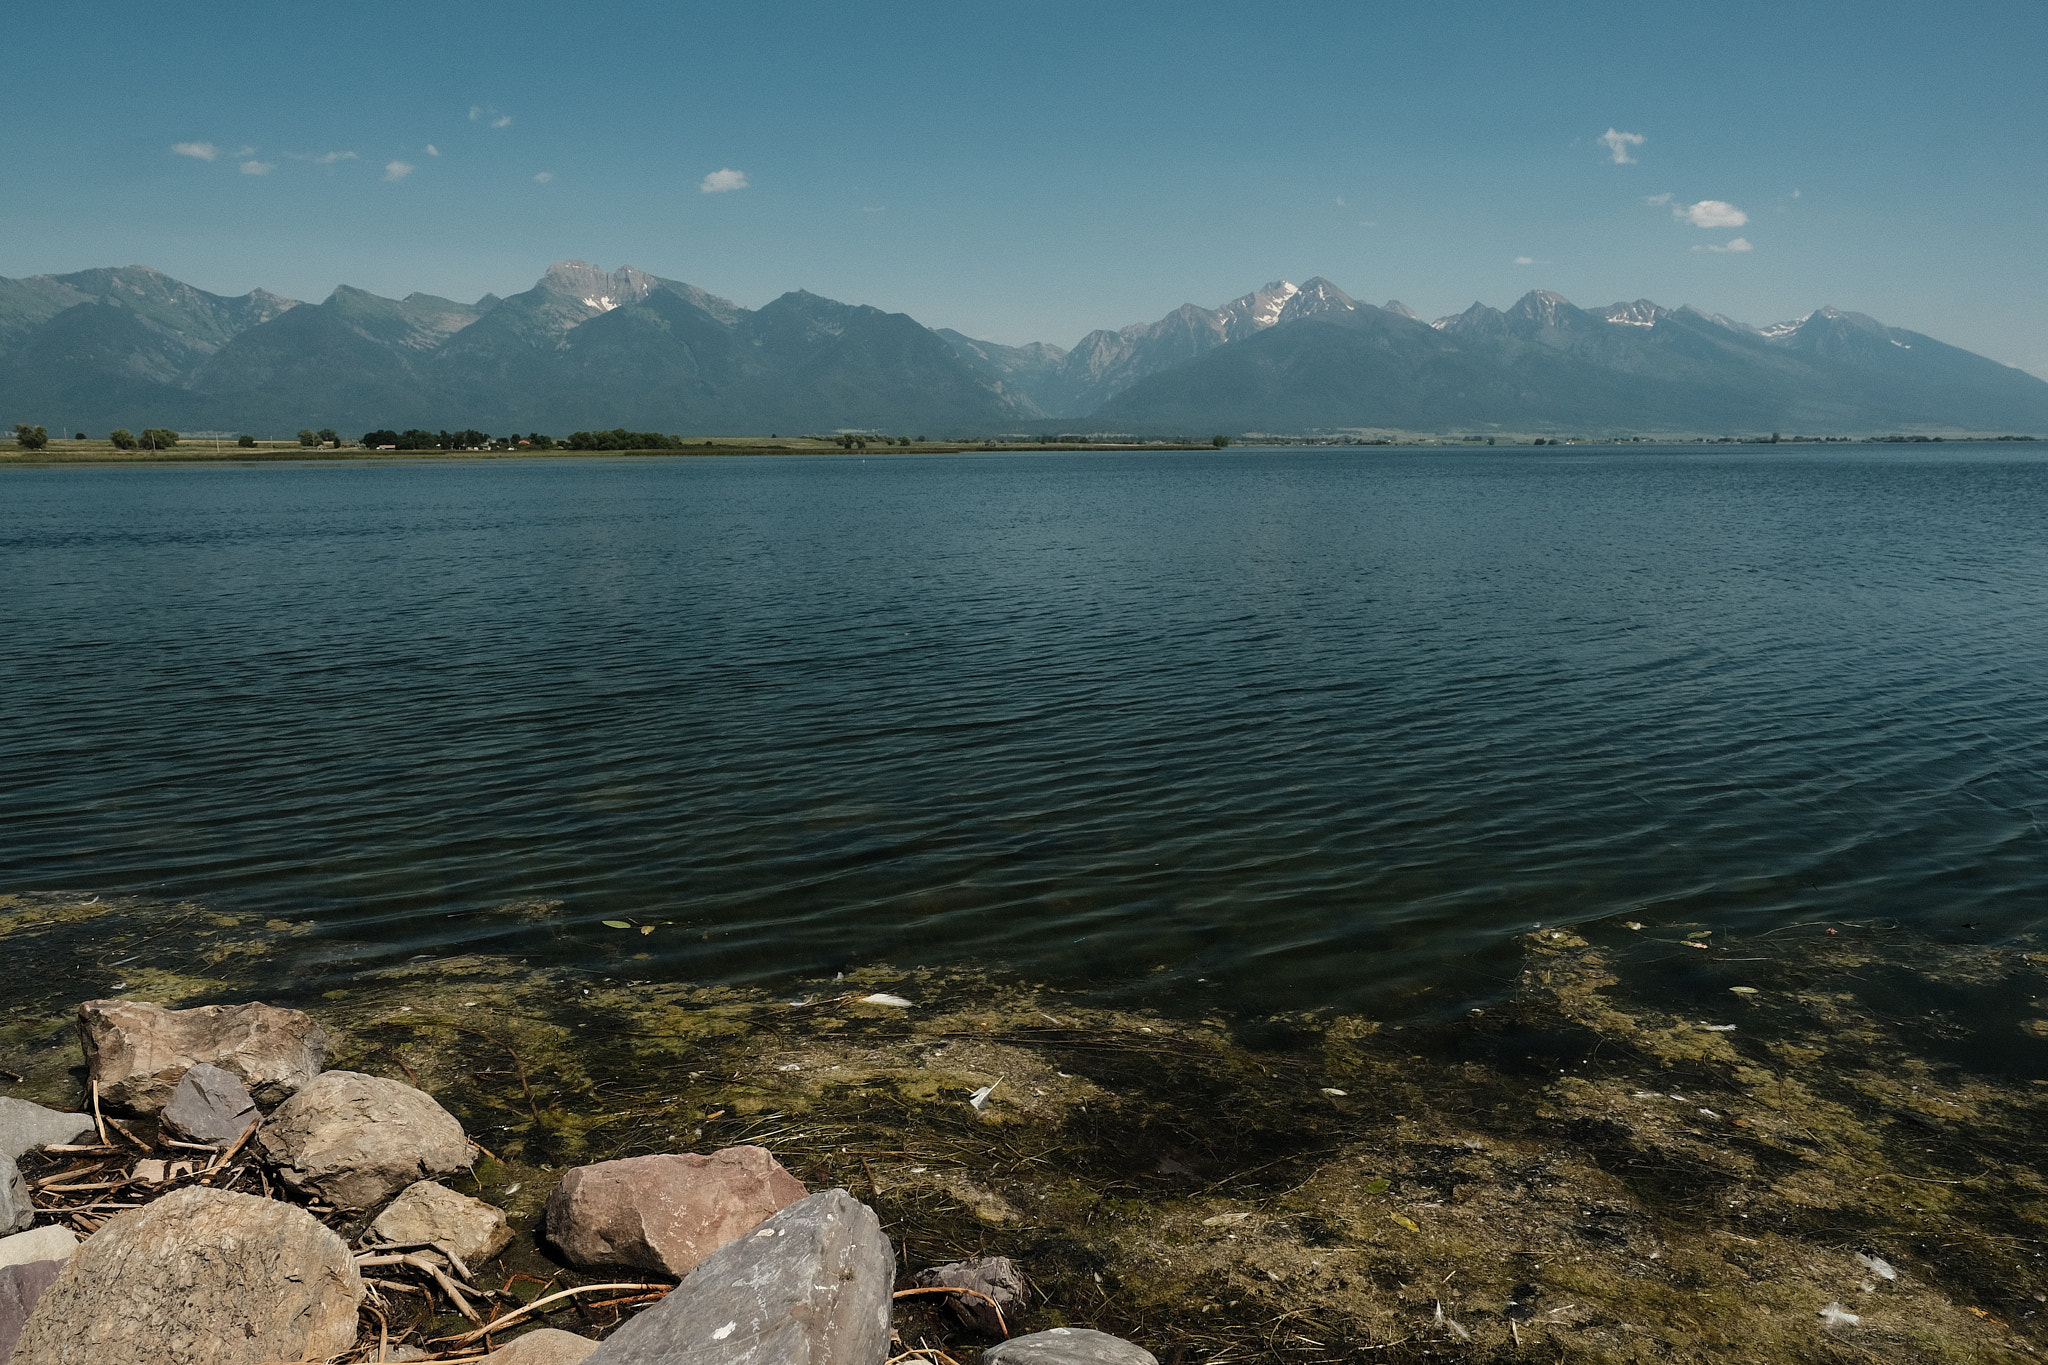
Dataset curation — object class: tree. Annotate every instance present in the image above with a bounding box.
[1211,434,1231,447]
[361,430,400,448]
[13,424,47,450]
[109,429,137,449]
[237,434,257,448]
[73,433,85,440]
[139,428,179,450]
[317,428,338,447]
[298,429,318,447]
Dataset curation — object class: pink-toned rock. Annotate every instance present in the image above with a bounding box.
[545,1146,807,1276]
[77,999,328,1114]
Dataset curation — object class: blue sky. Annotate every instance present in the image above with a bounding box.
[4,0,2044,374]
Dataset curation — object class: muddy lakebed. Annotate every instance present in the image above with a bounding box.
[7,891,2048,1363]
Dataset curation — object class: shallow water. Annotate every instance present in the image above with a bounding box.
[5,446,2047,1017]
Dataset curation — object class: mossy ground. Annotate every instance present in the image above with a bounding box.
[6,891,2048,1362]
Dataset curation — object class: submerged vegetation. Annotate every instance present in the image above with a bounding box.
[6,892,2048,1361]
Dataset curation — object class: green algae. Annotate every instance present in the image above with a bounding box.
[7,892,2048,1361]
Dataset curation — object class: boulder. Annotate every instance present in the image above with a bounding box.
[487,1328,600,1364]
[157,1062,259,1146]
[0,1260,64,1365]
[0,1158,28,1237]
[9,1187,361,1365]
[581,1188,892,1365]
[914,1255,1029,1335]
[77,999,327,1114]
[983,1329,1160,1365]
[0,1227,76,1272]
[546,1146,807,1276]
[0,1102,94,1163]
[256,1070,470,1210]
[369,1180,512,1264]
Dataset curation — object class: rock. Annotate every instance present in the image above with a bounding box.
[369,1180,512,1264]
[914,1255,1029,1335]
[0,1101,94,1163]
[0,1261,64,1365]
[983,1328,1160,1365]
[10,1187,361,1365]
[256,1070,470,1210]
[487,1328,600,1364]
[545,1146,807,1277]
[0,1227,76,1271]
[77,999,328,1114]
[0,1158,28,1237]
[581,1188,892,1365]
[157,1062,259,1146]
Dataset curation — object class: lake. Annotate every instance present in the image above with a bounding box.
[5,446,2046,1020]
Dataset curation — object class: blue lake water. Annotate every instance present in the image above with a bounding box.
[4,446,2047,1016]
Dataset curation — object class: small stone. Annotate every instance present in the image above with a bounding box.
[581,1188,892,1365]
[984,1328,1160,1365]
[0,1260,65,1365]
[913,1255,1029,1335]
[486,1327,600,1364]
[370,1180,513,1264]
[0,1100,95,1163]
[10,1187,361,1365]
[0,1226,77,1271]
[256,1071,470,1210]
[77,998,328,1114]
[158,1062,259,1146]
[0,1157,29,1237]
[545,1146,807,1277]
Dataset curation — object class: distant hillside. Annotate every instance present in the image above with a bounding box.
[2,262,2044,437]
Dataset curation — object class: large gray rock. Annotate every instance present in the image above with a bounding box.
[77,999,328,1114]
[546,1146,807,1277]
[983,1328,1160,1365]
[581,1188,892,1365]
[0,1102,94,1163]
[10,1186,361,1365]
[0,1227,76,1272]
[256,1070,470,1210]
[0,1260,64,1365]
[157,1062,258,1146]
[486,1328,599,1364]
[369,1180,512,1264]
[915,1255,1029,1334]
[0,1158,28,1237]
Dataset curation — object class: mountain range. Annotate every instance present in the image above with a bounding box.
[3,261,2044,437]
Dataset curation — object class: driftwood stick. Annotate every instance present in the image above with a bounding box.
[890,1286,1011,1338]
[431,1283,670,1347]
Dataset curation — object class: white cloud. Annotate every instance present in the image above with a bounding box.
[1644,192,1673,206]
[1334,195,1346,207]
[533,171,554,183]
[469,105,512,128]
[312,150,358,164]
[239,160,275,176]
[425,144,440,157]
[172,142,219,161]
[700,167,748,193]
[1791,187,1802,199]
[1514,256,1535,265]
[1678,199,1748,228]
[1694,237,1755,253]
[234,145,256,158]
[384,160,415,181]
[493,114,512,128]
[1600,128,1646,164]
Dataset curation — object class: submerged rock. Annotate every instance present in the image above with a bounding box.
[256,1070,470,1210]
[546,1145,807,1277]
[0,1228,76,1272]
[0,1101,94,1164]
[157,1062,259,1146]
[10,1186,361,1365]
[914,1255,1029,1335]
[486,1327,599,1364]
[0,1159,28,1237]
[581,1188,892,1365]
[984,1328,1160,1365]
[0,1261,64,1365]
[77,999,327,1113]
[369,1179,512,1264]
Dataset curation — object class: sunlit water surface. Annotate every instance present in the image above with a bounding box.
[5,447,2046,1017]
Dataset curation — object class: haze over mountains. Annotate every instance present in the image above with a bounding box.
[3,261,2045,438]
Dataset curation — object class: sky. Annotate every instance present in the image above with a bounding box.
[4,0,2045,375]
